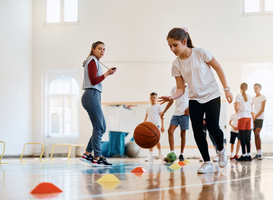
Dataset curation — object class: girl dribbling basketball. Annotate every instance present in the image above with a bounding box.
[159,27,233,174]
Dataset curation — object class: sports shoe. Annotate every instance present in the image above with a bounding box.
[253,154,259,159]
[164,157,169,163]
[93,157,112,166]
[179,154,185,161]
[80,154,94,165]
[197,162,214,174]
[246,156,253,161]
[258,154,263,160]
[218,148,227,168]
[199,157,204,162]
[213,155,219,162]
[230,155,238,160]
[145,155,154,162]
[236,156,247,161]
[159,154,164,160]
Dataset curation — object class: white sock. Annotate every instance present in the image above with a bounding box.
[150,151,153,156]
[258,149,262,155]
[231,152,234,157]
[180,153,183,156]
[243,154,247,157]
[247,153,251,156]
[158,149,162,155]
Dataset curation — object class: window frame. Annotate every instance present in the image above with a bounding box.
[242,0,273,16]
[44,0,80,26]
[42,70,81,138]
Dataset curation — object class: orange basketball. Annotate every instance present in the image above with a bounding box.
[133,122,160,149]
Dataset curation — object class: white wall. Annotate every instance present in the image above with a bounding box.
[31,0,273,155]
[0,0,32,155]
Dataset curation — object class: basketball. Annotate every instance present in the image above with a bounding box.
[133,122,160,149]
[167,152,177,162]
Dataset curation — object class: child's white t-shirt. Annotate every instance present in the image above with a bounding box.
[146,104,163,126]
[235,93,252,119]
[230,113,239,133]
[170,85,189,116]
[171,48,221,104]
[252,94,266,120]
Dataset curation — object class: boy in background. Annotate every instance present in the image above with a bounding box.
[145,92,165,162]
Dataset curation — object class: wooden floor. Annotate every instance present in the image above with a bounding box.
[1,157,273,200]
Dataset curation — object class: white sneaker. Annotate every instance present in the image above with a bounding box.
[197,162,214,174]
[159,154,164,160]
[145,155,154,162]
[213,154,219,162]
[218,148,227,168]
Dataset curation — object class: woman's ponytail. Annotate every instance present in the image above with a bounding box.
[82,41,104,64]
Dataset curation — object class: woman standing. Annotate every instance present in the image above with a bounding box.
[80,41,116,166]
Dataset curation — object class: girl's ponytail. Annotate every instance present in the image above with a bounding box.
[167,27,194,48]
[240,83,248,102]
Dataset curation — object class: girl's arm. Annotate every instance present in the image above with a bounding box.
[207,57,233,103]
[235,102,240,112]
[229,120,237,130]
[160,112,165,133]
[159,76,185,104]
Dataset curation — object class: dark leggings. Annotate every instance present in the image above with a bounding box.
[239,130,251,154]
[189,97,224,162]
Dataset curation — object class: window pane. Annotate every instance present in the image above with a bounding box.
[51,113,60,134]
[50,98,63,135]
[64,0,78,22]
[265,0,273,11]
[49,75,79,95]
[244,0,260,12]
[47,0,61,23]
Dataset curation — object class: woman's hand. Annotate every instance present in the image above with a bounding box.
[158,96,173,105]
[107,67,117,75]
[225,90,233,104]
[161,127,165,133]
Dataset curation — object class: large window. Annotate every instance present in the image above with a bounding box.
[46,0,78,23]
[46,74,80,137]
[243,0,273,14]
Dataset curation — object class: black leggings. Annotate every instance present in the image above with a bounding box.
[189,97,224,162]
[239,130,251,154]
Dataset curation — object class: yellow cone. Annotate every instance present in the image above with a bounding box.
[97,182,120,189]
[169,163,181,170]
[183,159,191,164]
[96,174,121,183]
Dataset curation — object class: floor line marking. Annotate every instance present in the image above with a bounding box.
[74,174,268,199]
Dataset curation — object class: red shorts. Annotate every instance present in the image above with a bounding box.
[237,118,251,130]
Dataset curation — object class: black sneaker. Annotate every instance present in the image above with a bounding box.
[236,156,247,161]
[258,154,263,160]
[93,157,112,166]
[80,154,94,165]
[179,154,184,161]
[246,156,253,161]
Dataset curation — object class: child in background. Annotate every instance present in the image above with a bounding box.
[229,103,240,160]
[161,85,189,162]
[252,83,266,160]
[235,83,254,161]
[145,92,165,162]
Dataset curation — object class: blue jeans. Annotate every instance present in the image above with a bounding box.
[81,88,106,157]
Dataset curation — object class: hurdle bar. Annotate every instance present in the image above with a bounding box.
[0,141,8,164]
[20,143,45,163]
[50,143,70,160]
[68,144,86,160]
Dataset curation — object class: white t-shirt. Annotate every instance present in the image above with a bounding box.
[171,48,221,104]
[235,93,252,119]
[170,86,189,116]
[252,94,266,120]
[146,104,163,126]
[230,113,239,133]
